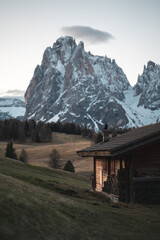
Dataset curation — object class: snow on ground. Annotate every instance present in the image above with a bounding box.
[48,109,68,123]
[0,106,25,118]
[48,113,60,122]
[0,96,25,118]
[86,114,99,132]
[69,112,80,117]
[28,113,35,119]
[56,60,65,78]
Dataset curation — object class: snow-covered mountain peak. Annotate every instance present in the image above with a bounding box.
[25,36,131,130]
[134,61,160,110]
[51,36,77,64]
[77,40,84,49]
[147,61,156,71]
[53,36,76,48]
[24,36,160,131]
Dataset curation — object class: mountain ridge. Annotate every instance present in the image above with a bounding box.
[0,97,25,120]
[25,36,132,130]
[25,36,160,131]
[1,36,160,130]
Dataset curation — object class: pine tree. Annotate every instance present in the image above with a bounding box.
[19,149,28,163]
[31,129,40,143]
[5,141,17,160]
[63,160,75,173]
[18,126,25,143]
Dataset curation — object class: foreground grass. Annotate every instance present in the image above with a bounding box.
[0,157,160,240]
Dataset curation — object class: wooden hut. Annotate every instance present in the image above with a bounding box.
[77,123,160,203]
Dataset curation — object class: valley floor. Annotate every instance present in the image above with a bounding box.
[0,133,93,176]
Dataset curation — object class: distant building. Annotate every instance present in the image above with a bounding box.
[77,123,160,204]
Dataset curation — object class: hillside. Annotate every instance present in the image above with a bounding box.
[0,157,160,240]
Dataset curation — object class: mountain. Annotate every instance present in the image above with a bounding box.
[0,97,25,120]
[115,61,160,128]
[24,36,160,131]
[25,36,130,130]
[134,61,160,110]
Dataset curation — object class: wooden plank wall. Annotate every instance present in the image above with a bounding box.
[95,158,121,191]
[133,141,160,177]
[95,158,108,191]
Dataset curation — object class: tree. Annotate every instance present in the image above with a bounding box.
[49,149,60,169]
[39,124,52,142]
[93,132,103,143]
[0,120,4,140]
[28,119,36,136]
[17,125,25,143]
[31,129,40,143]
[63,160,75,173]
[19,149,28,163]
[5,141,17,160]
[24,120,29,137]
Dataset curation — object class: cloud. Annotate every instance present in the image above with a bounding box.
[0,89,25,98]
[61,25,114,44]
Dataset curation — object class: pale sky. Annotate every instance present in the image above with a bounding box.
[0,0,160,92]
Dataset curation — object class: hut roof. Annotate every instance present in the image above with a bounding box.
[77,123,160,157]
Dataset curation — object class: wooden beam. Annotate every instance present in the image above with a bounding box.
[77,150,111,157]
[93,157,96,190]
[125,153,133,203]
[108,159,111,175]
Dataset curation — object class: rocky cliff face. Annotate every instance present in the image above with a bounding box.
[25,36,130,130]
[24,36,160,131]
[134,61,160,110]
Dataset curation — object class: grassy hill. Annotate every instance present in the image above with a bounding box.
[0,157,160,240]
[0,133,93,176]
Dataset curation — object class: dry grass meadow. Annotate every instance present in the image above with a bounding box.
[0,132,93,176]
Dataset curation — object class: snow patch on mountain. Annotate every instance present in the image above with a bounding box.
[0,98,25,120]
[123,88,160,127]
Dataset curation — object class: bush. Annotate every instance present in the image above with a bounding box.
[63,160,75,173]
[49,149,60,169]
[19,149,28,163]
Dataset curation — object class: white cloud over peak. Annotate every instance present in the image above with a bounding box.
[61,25,114,44]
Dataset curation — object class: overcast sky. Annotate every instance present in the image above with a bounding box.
[0,0,160,92]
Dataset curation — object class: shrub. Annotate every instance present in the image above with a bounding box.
[49,149,60,169]
[19,149,28,163]
[63,160,75,173]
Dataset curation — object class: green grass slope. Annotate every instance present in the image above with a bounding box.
[0,157,160,240]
